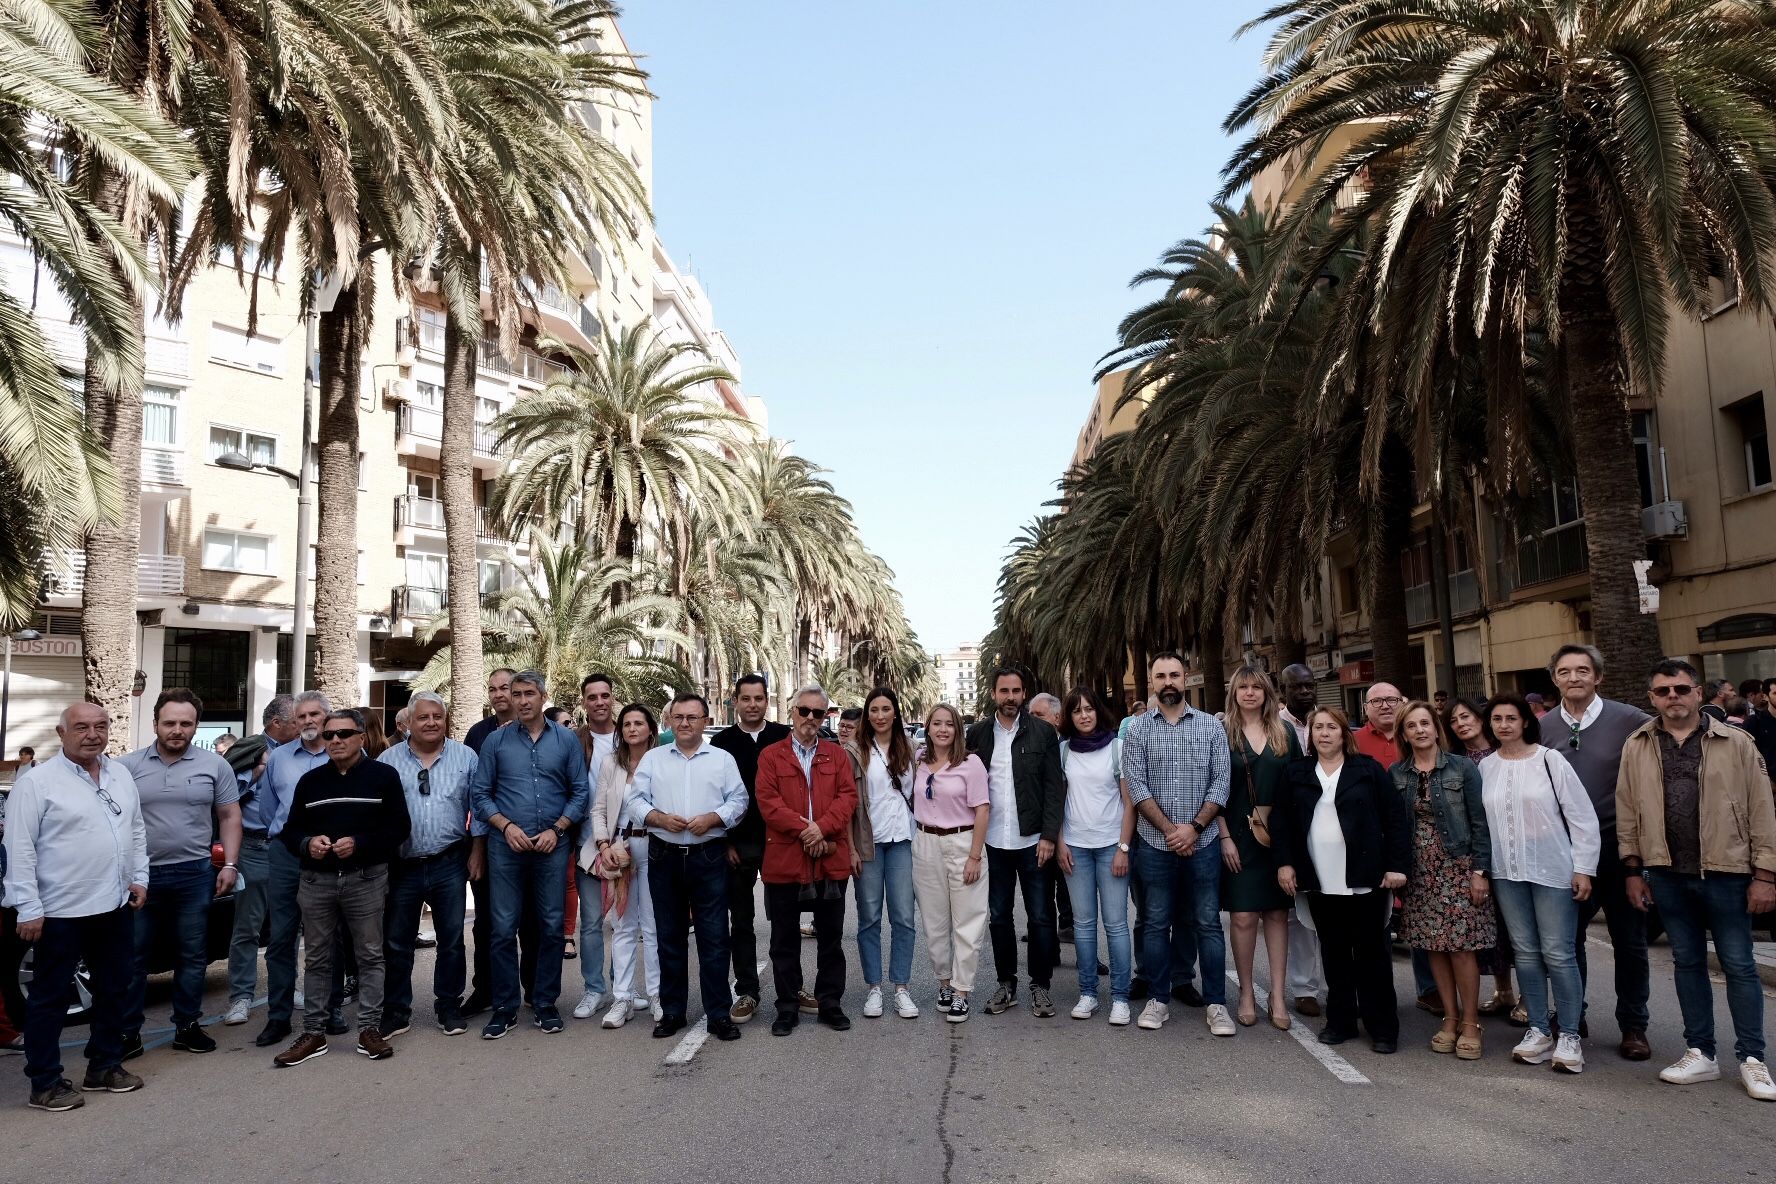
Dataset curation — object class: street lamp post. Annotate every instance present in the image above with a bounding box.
[1,627,45,762]
[216,431,311,694]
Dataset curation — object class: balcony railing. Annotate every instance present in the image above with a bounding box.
[396,404,499,456]
[413,317,567,383]
[392,584,504,619]
[1515,523,1589,589]
[141,446,186,487]
[42,552,185,599]
[396,497,529,544]
[1404,570,1481,627]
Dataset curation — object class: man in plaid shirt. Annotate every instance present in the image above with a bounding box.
[1123,652,1233,1036]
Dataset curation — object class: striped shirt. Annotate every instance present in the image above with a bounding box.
[379,739,486,859]
[1123,708,1231,852]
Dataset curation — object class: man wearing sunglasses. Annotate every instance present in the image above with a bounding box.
[378,692,483,1040]
[272,709,411,1068]
[3,703,148,1111]
[1619,659,1776,1102]
[1545,644,1653,1060]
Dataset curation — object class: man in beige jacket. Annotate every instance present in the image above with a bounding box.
[1617,659,1776,1102]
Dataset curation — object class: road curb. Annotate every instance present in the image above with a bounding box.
[1709,944,1776,988]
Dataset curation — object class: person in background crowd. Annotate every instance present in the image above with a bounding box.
[15,746,35,769]
[851,688,920,1020]
[392,707,411,745]
[1353,683,1404,765]
[836,706,862,747]
[1433,691,1449,715]
[756,685,859,1036]
[1723,695,1750,726]
[545,706,574,727]
[1743,679,1770,714]
[1056,686,1134,1025]
[1526,692,1550,718]
[3,703,148,1111]
[1700,679,1733,723]
[966,668,1065,1019]
[1220,667,1299,1031]
[272,709,410,1067]
[1546,644,1653,1061]
[568,673,619,1016]
[256,691,339,1049]
[1444,695,1518,1022]
[378,692,482,1039]
[582,703,662,1028]
[1276,665,1324,1018]
[119,689,242,1058]
[711,673,792,1024]
[223,694,298,1027]
[1391,701,1493,1060]
[1621,660,1776,1102]
[470,671,589,1040]
[1124,652,1234,1036]
[462,667,520,1018]
[1026,692,1076,940]
[1272,706,1408,1054]
[213,733,238,758]
[629,692,748,1042]
[364,713,391,758]
[911,703,991,1022]
[1480,694,1599,1076]
[1748,677,1776,777]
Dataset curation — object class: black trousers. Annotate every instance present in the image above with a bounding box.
[728,852,763,1000]
[650,840,732,1024]
[986,845,1056,989]
[765,881,847,1016]
[1307,891,1398,1041]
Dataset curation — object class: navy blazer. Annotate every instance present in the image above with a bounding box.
[1270,753,1412,893]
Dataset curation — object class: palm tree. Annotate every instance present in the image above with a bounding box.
[655,513,783,705]
[810,654,867,708]
[1223,0,1776,682]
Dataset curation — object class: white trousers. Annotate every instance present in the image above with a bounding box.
[912,828,989,993]
[608,838,660,1003]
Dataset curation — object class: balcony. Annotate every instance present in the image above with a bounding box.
[391,584,506,621]
[1515,523,1589,590]
[394,496,529,547]
[413,317,568,384]
[395,404,499,470]
[1405,570,1481,627]
[42,552,185,601]
[141,445,187,490]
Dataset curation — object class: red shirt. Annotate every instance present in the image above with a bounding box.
[1353,724,1400,767]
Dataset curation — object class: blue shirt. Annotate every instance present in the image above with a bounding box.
[379,739,486,859]
[791,736,818,784]
[470,719,590,834]
[263,740,331,838]
[1123,707,1232,852]
[626,741,747,846]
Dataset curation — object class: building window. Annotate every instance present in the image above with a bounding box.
[202,528,273,574]
[210,323,282,375]
[1631,410,1658,508]
[414,380,442,409]
[1725,394,1771,492]
[416,307,445,352]
[307,544,366,584]
[208,424,277,467]
[143,386,180,447]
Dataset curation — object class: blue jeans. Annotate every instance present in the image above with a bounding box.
[986,844,1057,989]
[1064,844,1132,1002]
[1133,842,1225,1004]
[384,844,469,1022]
[487,840,569,1016]
[855,840,916,986]
[22,907,133,1092]
[575,867,608,996]
[649,839,732,1024]
[1493,878,1583,1034]
[1129,853,1196,986]
[125,857,213,1033]
[1647,869,1765,1062]
[264,840,303,1023]
[227,835,271,1003]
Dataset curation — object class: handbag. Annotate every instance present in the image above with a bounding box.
[1241,742,1273,848]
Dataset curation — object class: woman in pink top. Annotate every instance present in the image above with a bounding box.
[911,703,990,1023]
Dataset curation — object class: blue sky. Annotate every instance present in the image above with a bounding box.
[623,1,1267,654]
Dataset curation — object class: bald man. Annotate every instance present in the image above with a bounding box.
[1353,683,1405,766]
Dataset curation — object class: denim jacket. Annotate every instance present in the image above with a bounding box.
[1390,751,1490,874]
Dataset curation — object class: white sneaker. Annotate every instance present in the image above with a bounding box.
[1071,995,1099,1020]
[1740,1057,1776,1102]
[1660,1047,1722,1084]
[1109,1000,1132,1026]
[1137,1000,1169,1030]
[601,999,631,1029]
[223,999,251,1026]
[572,990,603,1020]
[1551,1033,1584,1074]
[649,1000,664,1022]
[1512,1028,1555,1065]
[894,987,920,1019]
[1206,1004,1237,1037]
[862,986,884,1018]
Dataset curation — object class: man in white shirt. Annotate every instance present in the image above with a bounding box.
[2,703,149,1112]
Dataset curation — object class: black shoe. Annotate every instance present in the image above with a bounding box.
[1371,1038,1398,1054]
[1129,977,1150,1001]
[1058,925,1075,942]
[437,1009,467,1036]
[1173,983,1206,1008]
[771,1013,798,1037]
[652,1015,687,1039]
[86,1032,145,1062]
[325,1007,349,1036]
[1318,1027,1356,1046]
[1098,962,1109,975]
[253,1020,292,1048]
[707,1019,742,1042]
[28,1078,83,1112]
[415,933,438,949]
[460,991,492,1019]
[819,1009,851,1032]
[379,1015,411,1039]
[171,1023,216,1053]
[340,975,358,1006]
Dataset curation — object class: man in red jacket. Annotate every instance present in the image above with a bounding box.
[755,684,859,1037]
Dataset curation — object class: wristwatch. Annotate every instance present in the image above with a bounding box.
[1116,842,1130,853]
[553,823,568,840]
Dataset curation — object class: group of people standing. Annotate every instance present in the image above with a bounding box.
[3,643,1773,1112]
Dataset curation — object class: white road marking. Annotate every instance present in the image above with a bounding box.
[664,959,769,1066]
[1230,972,1372,1085]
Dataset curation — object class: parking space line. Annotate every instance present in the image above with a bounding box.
[664,959,767,1067]
[1229,972,1371,1085]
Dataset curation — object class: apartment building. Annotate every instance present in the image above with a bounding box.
[2,15,765,754]
[935,645,981,715]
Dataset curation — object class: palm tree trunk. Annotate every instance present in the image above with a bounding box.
[442,283,484,740]
[1564,311,1665,683]
[1368,436,1415,690]
[313,284,363,704]
[80,295,143,751]
[1200,617,1227,714]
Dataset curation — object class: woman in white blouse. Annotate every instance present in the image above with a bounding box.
[849,688,920,1021]
[580,704,663,1028]
[1479,693,1600,1075]
[1054,686,1135,1025]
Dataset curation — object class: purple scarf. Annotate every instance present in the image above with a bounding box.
[1068,729,1115,754]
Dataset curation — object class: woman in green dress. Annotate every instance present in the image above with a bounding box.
[1220,664,1302,1029]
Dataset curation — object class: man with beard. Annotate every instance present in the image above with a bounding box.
[712,674,793,1023]
[570,672,620,1018]
[1277,665,1325,1018]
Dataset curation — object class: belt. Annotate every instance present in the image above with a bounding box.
[917,822,974,837]
[243,828,269,840]
[620,826,647,839]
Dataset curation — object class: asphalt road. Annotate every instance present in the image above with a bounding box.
[2,889,1771,1184]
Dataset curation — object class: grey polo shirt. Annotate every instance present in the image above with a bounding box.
[119,744,241,867]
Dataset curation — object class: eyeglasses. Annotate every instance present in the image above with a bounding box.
[416,766,431,796]
[1649,685,1695,699]
[320,728,363,741]
[95,787,122,816]
[793,705,823,719]
[924,773,935,800]
[1367,696,1404,708]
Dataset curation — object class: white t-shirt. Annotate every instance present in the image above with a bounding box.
[987,718,1036,850]
[1061,741,1122,849]
[864,745,913,845]
[586,728,617,768]
[1308,760,1366,896]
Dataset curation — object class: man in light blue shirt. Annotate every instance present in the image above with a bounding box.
[627,692,747,1041]
[378,692,483,1038]
[222,695,298,1027]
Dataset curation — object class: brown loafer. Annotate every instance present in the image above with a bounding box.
[1294,996,1321,1018]
[1619,1029,1651,1061]
[1415,991,1446,1018]
[797,989,819,1014]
